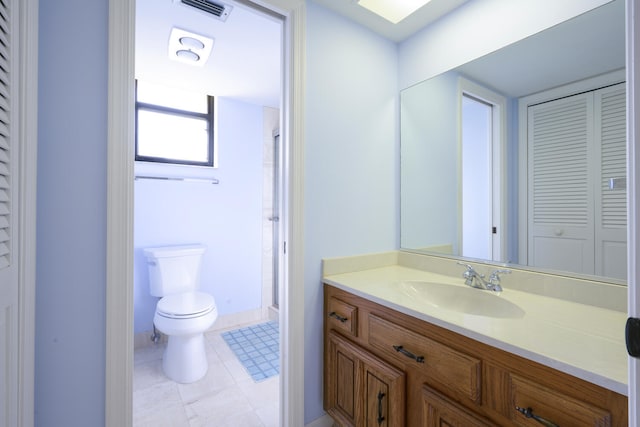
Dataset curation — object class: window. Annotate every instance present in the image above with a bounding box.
[135,80,215,166]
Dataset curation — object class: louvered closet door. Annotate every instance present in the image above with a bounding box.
[594,83,627,280]
[0,1,18,426]
[527,93,596,275]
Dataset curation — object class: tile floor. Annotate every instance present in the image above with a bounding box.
[133,322,279,427]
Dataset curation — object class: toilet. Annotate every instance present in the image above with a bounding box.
[143,244,218,383]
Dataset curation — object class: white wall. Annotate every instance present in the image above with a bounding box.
[304,2,398,422]
[36,1,108,425]
[133,97,264,334]
[399,0,612,90]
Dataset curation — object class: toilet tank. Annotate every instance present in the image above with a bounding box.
[143,244,206,297]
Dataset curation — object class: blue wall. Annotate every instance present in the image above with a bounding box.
[134,98,265,334]
[304,2,398,422]
[36,0,108,425]
[34,0,610,426]
[35,1,398,425]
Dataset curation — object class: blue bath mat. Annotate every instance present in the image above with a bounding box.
[221,321,279,382]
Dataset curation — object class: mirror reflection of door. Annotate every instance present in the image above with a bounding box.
[459,79,506,262]
[462,94,493,260]
[524,80,627,280]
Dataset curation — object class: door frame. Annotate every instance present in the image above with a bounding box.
[105,1,306,426]
[626,0,639,424]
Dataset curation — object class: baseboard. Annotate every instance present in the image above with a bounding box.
[268,305,279,321]
[211,308,268,331]
[305,414,334,427]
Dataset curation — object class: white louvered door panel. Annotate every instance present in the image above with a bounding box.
[527,93,595,275]
[0,0,17,426]
[0,0,9,271]
[594,83,627,280]
[0,136,8,269]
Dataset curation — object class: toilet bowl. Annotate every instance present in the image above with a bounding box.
[154,291,218,383]
[144,245,218,383]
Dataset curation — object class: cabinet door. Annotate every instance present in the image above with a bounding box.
[327,332,359,426]
[327,331,405,427]
[422,385,496,427]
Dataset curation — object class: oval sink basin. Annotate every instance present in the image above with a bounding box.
[395,281,525,319]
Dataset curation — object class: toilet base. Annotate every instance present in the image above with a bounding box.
[162,333,208,383]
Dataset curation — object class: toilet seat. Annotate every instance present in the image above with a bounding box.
[156,291,216,319]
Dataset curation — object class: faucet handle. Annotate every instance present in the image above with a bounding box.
[457,262,484,288]
[456,261,474,278]
[456,261,474,272]
[488,269,511,284]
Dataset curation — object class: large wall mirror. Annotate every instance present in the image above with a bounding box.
[400,0,627,283]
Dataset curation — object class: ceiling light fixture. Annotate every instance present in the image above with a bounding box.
[357,0,432,24]
[168,28,214,66]
[176,50,201,62]
[179,36,205,50]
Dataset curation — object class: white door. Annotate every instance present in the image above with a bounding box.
[458,78,507,262]
[0,98,17,427]
[0,1,37,425]
[527,93,596,274]
[594,83,627,280]
[527,83,627,279]
[0,0,18,422]
[461,94,493,260]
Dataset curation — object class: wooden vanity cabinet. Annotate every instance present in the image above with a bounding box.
[323,284,628,427]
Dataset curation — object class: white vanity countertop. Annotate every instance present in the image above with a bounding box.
[323,265,628,396]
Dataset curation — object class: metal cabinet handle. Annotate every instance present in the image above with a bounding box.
[392,345,425,363]
[515,406,559,427]
[377,391,385,425]
[328,311,348,323]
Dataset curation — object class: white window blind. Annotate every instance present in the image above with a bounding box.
[0,0,9,270]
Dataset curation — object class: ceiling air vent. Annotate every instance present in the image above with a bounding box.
[180,0,233,22]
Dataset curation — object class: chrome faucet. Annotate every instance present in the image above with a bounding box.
[487,269,511,292]
[457,262,509,292]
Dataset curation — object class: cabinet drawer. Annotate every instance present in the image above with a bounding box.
[327,296,358,337]
[423,385,497,427]
[368,314,481,403]
[509,374,611,427]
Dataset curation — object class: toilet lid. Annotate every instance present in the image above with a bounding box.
[157,292,216,319]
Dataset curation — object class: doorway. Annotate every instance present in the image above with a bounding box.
[458,78,507,262]
[461,94,493,259]
[132,0,284,425]
[107,0,305,426]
